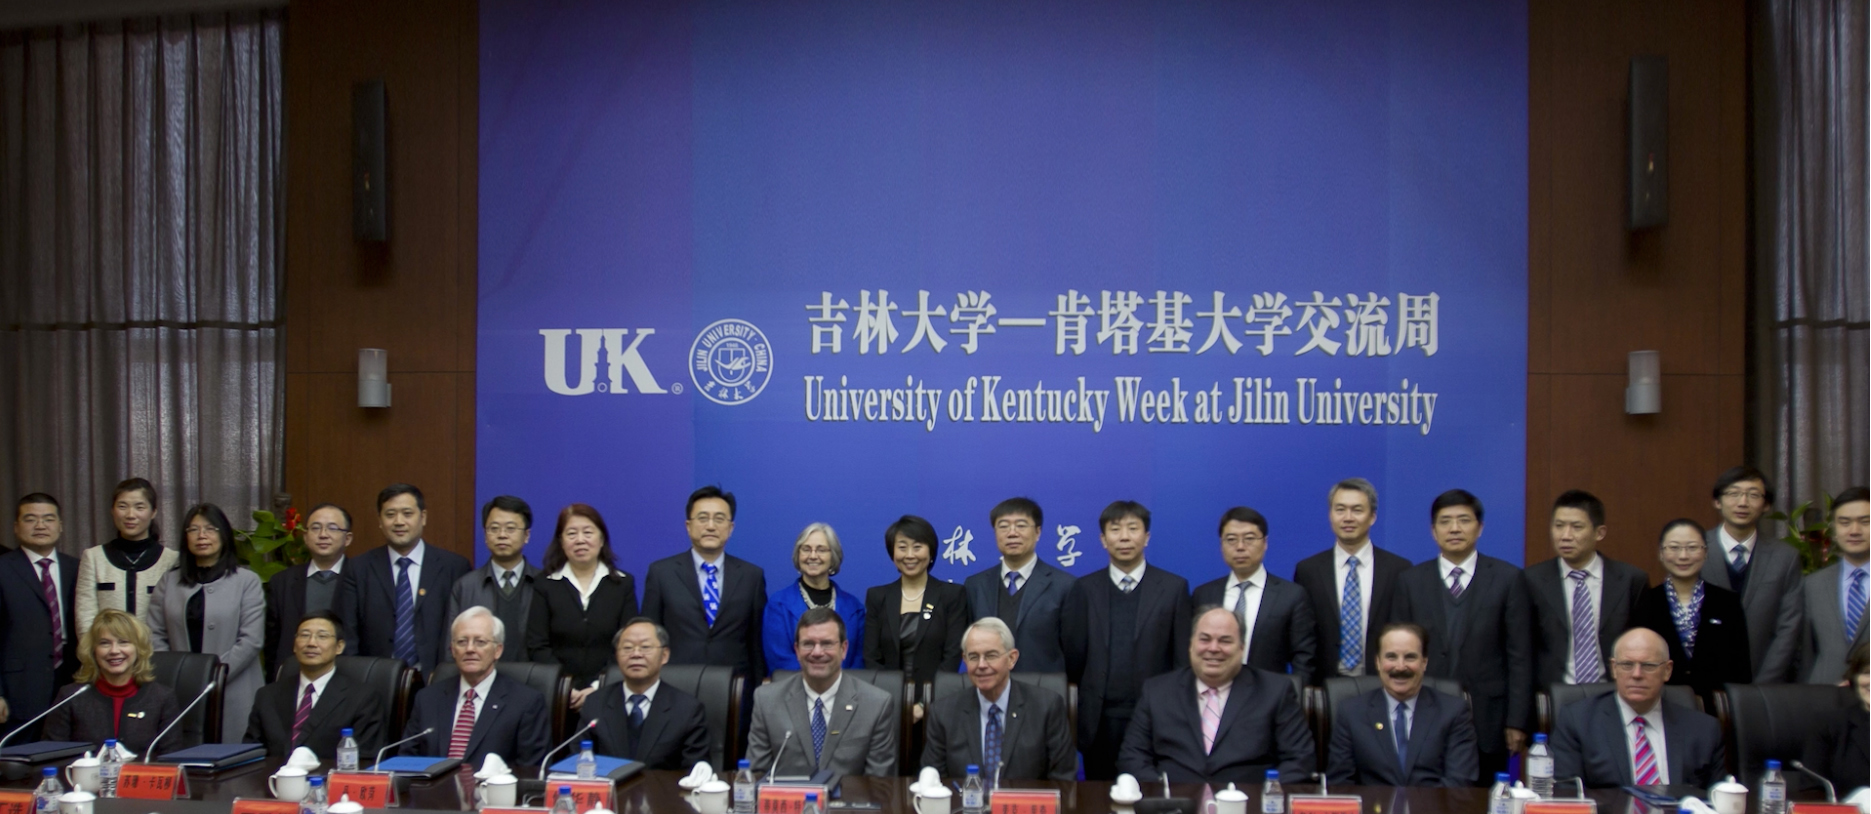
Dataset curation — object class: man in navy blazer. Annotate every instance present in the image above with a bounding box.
[1552,628,1725,788]
[266,503,353,676]
[1327,623,1478,787]
[1193,506,1318,679]
[964,497,1073,674]
[1292,479,1411,685]
[336,484,473,674]
[1527,491,1649,689]
[576,618,707,771]
[0,494,79,741]
[1118,607,1316,786]
[400,607,550,766]
[641,486,767,677]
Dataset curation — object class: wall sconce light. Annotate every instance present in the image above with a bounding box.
[359,348,391,408]
[1625,350,1660,414]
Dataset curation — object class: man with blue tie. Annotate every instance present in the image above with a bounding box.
[1797,486,1868,683]
[641,486,767,676]
[1293,479,1410,685]
[335,484,473,674]
[1327,623,1478,787]
[964,497,1073,674]
[1701,466,1806,682]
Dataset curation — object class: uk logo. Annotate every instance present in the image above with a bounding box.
[539,329,671,395]
[689,319,772,405]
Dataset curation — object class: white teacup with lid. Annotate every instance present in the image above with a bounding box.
[1709,775,1749,814]
[1209,782,1249,814]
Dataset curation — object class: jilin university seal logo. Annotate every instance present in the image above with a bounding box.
[689,319,773,405]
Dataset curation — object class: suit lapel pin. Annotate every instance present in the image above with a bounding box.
[845,705,854,711]
[419,588,427,596]
[1375,722,1383,730]
[127,711,145,718]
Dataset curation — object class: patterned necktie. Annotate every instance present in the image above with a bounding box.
[38,559,62,669]
[1006,571,1021,595]
[1447,567,1465,599]
[501,570,517,597]
[1393,701,1410,774]
[810,697,827,764]
[1200,687,1222,754]
[1729,545,1749,571]
[1846,569,1866,643]
[393,557,418,667]
[700,562,720,626]
[1119,576,1135,594]
[1631,716,1659,785]
[1340,556,1363,673]
[983,704,1003,780]
[1569,570,1604,683]
[292,683,315,745]
[628,694,646,727]
[447,688,478,759]
[1234,582,1252,652]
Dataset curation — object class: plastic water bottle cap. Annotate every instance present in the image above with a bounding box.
[581,741,593,750]
[42,767,55,776]
[341,728,353,737]
[739,759,751,769]
[1496,773,1511,782]
[1533,733,1548,743]
[1765,760,1781,770]
[966,764,979,774]
[1266,770,1279,778]
[309,777,325,786]
[103,740,116,747]
[806,793,818,802]
[560,786,573,794]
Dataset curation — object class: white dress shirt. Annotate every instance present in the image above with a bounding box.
[1560,554,1605,683]
[455,669,498,724]
[297,667,338,708]
[622,679,660,720]
[1227,567,1267,663]
[1615,696,1669,784]
[551,562,613,609]
[391,541,427,605]
[1437,552,1477,595]
[1108,562,1147,590]
[490,562,523,588]
[1718,526,1756,569]
[1334,542,1376,675]
[691,549,726,601]
[1000,558,1038,592]
[804,675,842,721]
[25,549,64,611]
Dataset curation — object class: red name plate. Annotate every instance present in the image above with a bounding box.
[480,808,551,814]
[1290,795,1363,814]
[757,785,828,814]
[232,798,305,814]
[991,788,1061,814]
[1526,802,1597,814]
[328,771,395,808]
[545,780,613,813]
[1792,806,1860,814]
[116,763,187,800]
[0,791,34,814]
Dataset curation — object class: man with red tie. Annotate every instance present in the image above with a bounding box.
[400,607,549,767]
[0,493,79,742]
[1551,628,1725,788]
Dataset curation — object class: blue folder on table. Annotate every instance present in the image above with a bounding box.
[546,755,643,783]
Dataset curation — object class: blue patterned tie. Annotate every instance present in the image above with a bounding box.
[393,556,418,667]
[629,694,646,727]
[1845,568,1866,643]
[1570,570,1604,682]
[1339,556,1363,672]
[810,697,826,764]
[984,704,1003,782]
[701,562,720,626]
[1393,701,1410,774]
[1005,571,1020,595]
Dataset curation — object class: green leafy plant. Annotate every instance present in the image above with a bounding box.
[235,506,307,583]
[1768,494,1836,574]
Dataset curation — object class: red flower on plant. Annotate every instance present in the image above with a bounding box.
[282,507,300,532]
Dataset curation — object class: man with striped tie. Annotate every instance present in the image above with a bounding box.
[1552,628,1724,788]
[1526,491,1649,691]
[1292,479,1410,686]
[400,607,550,766]
[244,611,384,759]
[335,484,473,674]
[641,486,768,677]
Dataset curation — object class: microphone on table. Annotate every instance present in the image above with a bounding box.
[1310,771,1330,796]
[765,731,793,783]
[373,727,436,769]
[1788,761,1837,803]
[144,681,217,762]
[1558,777,1588,800]
[0,685,92,780]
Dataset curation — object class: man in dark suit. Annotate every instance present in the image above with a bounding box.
[576,617,707,771]
[641,486,767,677]
[922,618,1075,781]
[1796,487,1868,683]
[1193,506,1318,679]
[1293,479,1411,685]
[400,606,550,766]
[445,496,543,663]
[1527,491,1648,689]
[964,497,1073,674]
[1390,489,1532,780]
[1327,623,1478,787]
[1117,607,1316,785]
[1552,628,1725,788]
[336,484,473,674]
[266,502,353,676]
[0,493,79,741]
[1063,501,1192,779]
[245,611,385,759]
[1701,465,1806,683]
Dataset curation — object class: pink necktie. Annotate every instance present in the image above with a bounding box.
[1632,716,1660,785]
[1201,688,1222,754]
[447,688,478,759]
[39,559,61,669]
[292,684,315,744]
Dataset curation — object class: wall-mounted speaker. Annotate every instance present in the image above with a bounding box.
[1628,55,1667,230]
[353,79,388,242]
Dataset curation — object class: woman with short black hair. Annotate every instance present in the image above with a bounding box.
[148,503,266,743]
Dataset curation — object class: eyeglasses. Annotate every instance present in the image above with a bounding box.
[184,525,219,538]
[796,640,844,653]
[690,513,732,526]
[485,523,524,536]
[295,630,337,642]
[1221,534,1265,545]
[615,644,663,656]
[1721,489,1767,502]
[306,523,349,534]
[452,638,498,650]
[963,650,1008,664]
[993,520,1034,532]
[1610,660,1667,675]
[1661,544,1705,556]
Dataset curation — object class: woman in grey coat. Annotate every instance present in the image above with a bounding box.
[148,503,266,743]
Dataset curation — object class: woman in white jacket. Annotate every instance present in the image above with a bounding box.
[75,478,180,636]
[147,503,265,743]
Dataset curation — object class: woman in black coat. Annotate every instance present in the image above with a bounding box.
[863,515,968,722]
[1630,518,1751,706]
[43,608,200,756]
[526,503,637,710]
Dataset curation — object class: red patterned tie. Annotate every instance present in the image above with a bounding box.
[447,688,478,759]
[39,559,61,669]
[1631,716,1660,785]
[292,684,315,745]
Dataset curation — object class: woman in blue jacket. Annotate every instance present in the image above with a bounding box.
[762,523,865,672]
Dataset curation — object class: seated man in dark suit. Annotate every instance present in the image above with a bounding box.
[1327,623,1477,787]
[576,617,707,771]
[1552,628,1725,788]
[922,618,1075,781]
[1118,606,1315,785]
[400,606,550,768]
[245,611,385,759]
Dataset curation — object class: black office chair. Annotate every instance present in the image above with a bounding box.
[149,651,228,745]
[1539,682,1702,735]
[432,661,572,742]
[770,669,910,772]
[603,663,741,770]
[1319,676,1468,770]
[1719,682,1856,785]
[330,656,421,738]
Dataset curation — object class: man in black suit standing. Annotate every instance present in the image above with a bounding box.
[336,484,473,674]
[921,618,1076,781]
[245,611,385,759]
[1327,623,1478,787]
[1527,491,1648,690]
[1193,506,1317,679]
[1117,607,1315,785]
[1701,466,1806,683]
[445,496,544,663]
[1390,489,1532,781]
[400,607,550,766]
[641,486,767,677]
[1293,479,1410,685]
[1552,628,1725,788]
[576,618,707,771]
[1063,501,1192,779]
[964,497,1073,674]
[0,493,79,741]
[267,503,353,676]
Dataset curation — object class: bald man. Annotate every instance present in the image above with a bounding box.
[1551,629,1724,788]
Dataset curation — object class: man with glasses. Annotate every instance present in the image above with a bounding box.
[400,606,550,765]
[266,503,355,676]
[244,611,385,759]
[446,496,542,663]
[643,486,768,677]
[1193,506,1317,678]
[964,497,1073,673]
[576,617,707,770]
[1700,466,1806,682]
[746,607,896,779]
[1552,628,1724,788]
[922,618,1075,781]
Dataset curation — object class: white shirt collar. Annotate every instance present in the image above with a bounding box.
[1000,557,1037,583]
[1438,551,1477,575]
[1718,525,1756,554]
[804,675,842,706]
[1227,566,1266,591]
[1108,561,1147,588]
[299,668,337,698]
[550,562,611,581]
[977,682,1010,709]
[1565,553,1603,579]
[391,540,426,566]
[490,561,524,581]
[622,679,660,707]
[1335,541,1372,567]
[307,558,344,576]
[691,549,724,569]
[25,548,57,566]
[459,669,497,698]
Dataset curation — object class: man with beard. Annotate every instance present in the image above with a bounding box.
[1327,623,1477,787]
[745,607,896,778]
[576,617,707,770]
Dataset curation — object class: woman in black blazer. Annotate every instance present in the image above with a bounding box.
[863,515,968,721]
[43,608,200,755]
[525,503,638,710]
[1631,518,1751,706]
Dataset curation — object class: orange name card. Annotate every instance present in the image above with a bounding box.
[116,763,186,799]
[1792,806,1860,814]
[0,791,35,814]
[328,771,395,808]
[757,785,828,814]
[480,808,550,814]
[1526,802,1597,814]
[545,780,613,813]
[1290,795,1363,814]
[991,788,1060,814]
[232,798,305,814]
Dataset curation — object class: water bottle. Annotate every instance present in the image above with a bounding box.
[33,766,62,814]
[1488,772,1513,814]
[551,787,577,814]
[1757,760,1787,814]
[961,764,986,814]
[732,759,758,814]
[336,728,359,771]
[802,792,822,814]
[1261,769,1286,814]
[1527,733,1555,799]
[576,740,597,780]
[302,775,328,814]
[98,738,122,797]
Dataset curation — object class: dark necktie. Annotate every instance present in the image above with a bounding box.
[810,698,827,764]
[984,704,1004,780]
[393,557,418,667]
[501,570,518,597]
[38,559,62,669]
[1005,571,1021,595]
[628,693,646,727]
[292,683,315,745]
[1393,701,1410,774]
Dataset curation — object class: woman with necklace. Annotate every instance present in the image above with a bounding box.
[1630,517,1751,706]
[525,503,638,709]
[863,515,967,722]
[148,503,266,743]
[762,523,865,672]
[43,608,199,755]
[75,477,181,635]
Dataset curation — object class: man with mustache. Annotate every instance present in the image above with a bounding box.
[1326,622,1478,787]
[576,617,707,770]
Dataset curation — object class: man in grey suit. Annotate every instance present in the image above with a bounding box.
[1527,491,1648,689]
[1192,506,1317,678]
[745,607,896,779]
[445,496,543,662]
[1552,628,1725,788]
[1797,487,1868,683]
[923,618,1076,781]
[964,497,1072,673]
[1701,466,1806,682]
[1327,623,1478,787]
